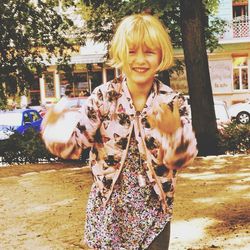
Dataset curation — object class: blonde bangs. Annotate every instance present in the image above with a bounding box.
[109,14,174,71]
[126,19,158,50]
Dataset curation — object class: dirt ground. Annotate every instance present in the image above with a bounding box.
[0,155,249,250]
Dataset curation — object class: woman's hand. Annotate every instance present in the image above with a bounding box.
[41,97,69,132]
[148,100,181,135]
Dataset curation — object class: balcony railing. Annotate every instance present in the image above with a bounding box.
[220,15,250,42]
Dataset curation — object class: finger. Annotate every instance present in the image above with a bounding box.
[161,102,181,134]
[159,104,173,129]
[173,100,181,122]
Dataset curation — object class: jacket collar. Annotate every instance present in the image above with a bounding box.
[121,76,160,115]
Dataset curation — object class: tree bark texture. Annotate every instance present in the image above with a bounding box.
[180,0,219,156]
[158,70,171,86]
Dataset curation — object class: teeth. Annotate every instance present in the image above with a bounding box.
[133,68,147,72]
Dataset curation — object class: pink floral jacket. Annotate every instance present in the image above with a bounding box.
[42,76,198,214]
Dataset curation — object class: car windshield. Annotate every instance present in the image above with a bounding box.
[214,104,229,121]
[0,113,22,126]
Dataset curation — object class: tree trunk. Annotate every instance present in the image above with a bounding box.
[158,70,170,86]
[180,0,219,156]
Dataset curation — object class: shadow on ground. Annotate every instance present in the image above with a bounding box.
[0,155,249,250]
[172,154,250,250]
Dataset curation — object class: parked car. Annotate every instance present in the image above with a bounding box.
[30,97,88,117]
[228,100,250,124]
[28,105,47,117]
[213,100,232,131]
[185,96,231,126]
[0,109,43,140]
[213,100,231,124]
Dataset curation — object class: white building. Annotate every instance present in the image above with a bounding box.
[211,0,250,105]
[29,1,118,105]
[171,0,250,106]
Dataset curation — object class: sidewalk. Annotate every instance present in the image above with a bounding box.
[0,155,249,250]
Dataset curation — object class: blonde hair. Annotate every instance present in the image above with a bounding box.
[109,14,174,72]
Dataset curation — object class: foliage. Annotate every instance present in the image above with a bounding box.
[78,0,181,46]
[78,0,225,50]
[77,0,225,81]
[218,121,250,154]
[0,0,81,108]
[46,0,76,8]
[204,0,220,14]
[203,0,227,52]
[0,128,90,165]
[205,17,226,52]
[0,128,57,164]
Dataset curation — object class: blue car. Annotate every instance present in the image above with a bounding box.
[0,109,43,140]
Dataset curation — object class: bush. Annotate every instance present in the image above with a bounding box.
[0,128,90,165]
[218,121,250,154]
[0,128,57,164]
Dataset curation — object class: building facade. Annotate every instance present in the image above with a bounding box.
[29,1,119,105]
[212,0,250,105]
[171,0,250,106]
[35,0,249,106]
[36,41,119,105]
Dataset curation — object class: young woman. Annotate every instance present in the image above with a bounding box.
[42,14,197,250]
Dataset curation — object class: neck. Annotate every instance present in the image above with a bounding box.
[127,79,154,99]
[126,78,154,111]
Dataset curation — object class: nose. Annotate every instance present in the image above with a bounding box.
[135,50,146,64]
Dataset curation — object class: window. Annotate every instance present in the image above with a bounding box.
[233,1,248,18]
[23,113,31,124]
[30,75,40,91]
[106,68,115,82]
[44,72,55,98]
[29,111,41,122]
[30,76,41,105]
[59,72,88,97]
[233,56,249,90]
[232,0,249,38]
[73,72,89,96]
[91,71,103,90]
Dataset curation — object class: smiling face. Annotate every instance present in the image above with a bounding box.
[109,14,174,79]
[123,45,161,87]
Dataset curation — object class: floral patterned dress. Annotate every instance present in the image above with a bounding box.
[84,132,171,250]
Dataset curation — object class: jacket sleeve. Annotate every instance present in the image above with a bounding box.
[160,95,198,170]
[41,87,103,159]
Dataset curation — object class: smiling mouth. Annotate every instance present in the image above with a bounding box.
[132,67,149,73]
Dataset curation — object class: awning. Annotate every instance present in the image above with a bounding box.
[42,53,107,66]
[70,53,106,64]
